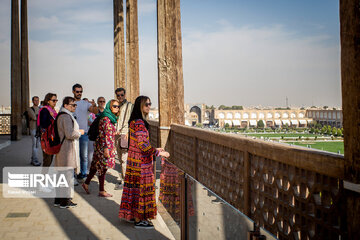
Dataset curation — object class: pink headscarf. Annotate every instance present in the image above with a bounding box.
[37,106,58,127]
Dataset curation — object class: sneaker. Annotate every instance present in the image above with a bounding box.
[134,220,154,229]
[59,203,69,209]
[60,201,77,209]
[68,201,77,208]
[54,199,60,207]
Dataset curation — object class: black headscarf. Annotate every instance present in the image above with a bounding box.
[128,95,150,130]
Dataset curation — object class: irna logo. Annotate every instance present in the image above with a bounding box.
[8,172,69,188]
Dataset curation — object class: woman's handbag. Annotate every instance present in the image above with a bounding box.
[119,103,130,149]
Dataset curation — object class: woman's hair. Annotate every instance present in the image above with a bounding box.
[128,96,150,129]
[62,96,75,107]
[43,93,57,106]
[110,99,120,117]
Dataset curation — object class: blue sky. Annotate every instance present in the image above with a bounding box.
[0,0,341,108]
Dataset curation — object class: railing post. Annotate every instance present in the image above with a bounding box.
[244,151,251,216]
[180,173,188,240]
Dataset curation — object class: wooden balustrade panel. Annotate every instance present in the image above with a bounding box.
[250,154,344,240]
[171,132,195,176]
[149,124,158,148]
[197,139,245,211]
[0,115,11,135]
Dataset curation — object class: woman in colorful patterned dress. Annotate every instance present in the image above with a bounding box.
[82,99,120,197]
[119,96,170,229]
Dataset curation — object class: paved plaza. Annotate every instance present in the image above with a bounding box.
[0,136,174,240]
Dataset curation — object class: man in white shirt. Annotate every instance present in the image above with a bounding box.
[72,83,98,180]
[114,88,133,189]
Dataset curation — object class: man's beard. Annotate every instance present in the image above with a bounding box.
[75,94,81,100]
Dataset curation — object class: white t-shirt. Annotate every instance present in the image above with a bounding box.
[74,100,92,133]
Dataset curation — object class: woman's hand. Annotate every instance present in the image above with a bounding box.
[159,151,170,158]
[104,148,110,158]
[79,129,85,135]
[156,148,165,152]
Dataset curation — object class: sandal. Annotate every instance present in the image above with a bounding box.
[81,183,90,194]
[98,192,113,197]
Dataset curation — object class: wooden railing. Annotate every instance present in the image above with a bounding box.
[149,121,345,239]
[0,114,11,135]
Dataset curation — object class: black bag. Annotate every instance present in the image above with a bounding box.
[88,117,101,141]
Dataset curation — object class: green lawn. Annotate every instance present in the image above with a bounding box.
[288,141,344,154]
[245,133,318,138]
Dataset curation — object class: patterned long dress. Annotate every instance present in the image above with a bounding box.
[119,119,159,221]
[90,116,116,174]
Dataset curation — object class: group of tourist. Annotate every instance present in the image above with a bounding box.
[27,83,170,229]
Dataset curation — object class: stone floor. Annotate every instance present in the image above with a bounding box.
[0,135,174,240]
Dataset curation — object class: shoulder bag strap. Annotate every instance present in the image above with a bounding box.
[120,102,130,132]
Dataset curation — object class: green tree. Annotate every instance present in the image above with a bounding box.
[321,126,326,134]
[332,127,337,136]
[327,125,332,135]
[337,129,343,137]
[257,120,265,128]
[231,105,244,110]
[224,123,230,128]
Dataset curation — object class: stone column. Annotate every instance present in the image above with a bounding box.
[157,0,185,149]
[340,0,360,237]
[113,0,126,91]
[21,0,30,123]
[126,0,139,103]
[11,0,22,141]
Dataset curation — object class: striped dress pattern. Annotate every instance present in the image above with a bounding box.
[119,119,159,221]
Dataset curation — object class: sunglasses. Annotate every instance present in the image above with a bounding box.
[145,103,152,107]
[75,91,83,93]
[50,99,58,102]
[98,101,105,103]
[112,105,120,109]
[117,94,125,97]
[69,103,77,107]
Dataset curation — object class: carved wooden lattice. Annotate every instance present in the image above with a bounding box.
[148,121,158,148]
[197,139,245,211]
[0,115,11,135]
[171,132,195,176]
[149,123,345,239]
[249,154,343,239]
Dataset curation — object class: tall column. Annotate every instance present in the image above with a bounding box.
[21,0,30,119]
[11,0,22,141]
[340,0,360,183]
[126,0,139,103]
[113,0,126,91]
[340,0,360,237]
[157,0,185,149]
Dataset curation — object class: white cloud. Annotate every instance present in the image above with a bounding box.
[27,39,114,106]
[138,23,341,107]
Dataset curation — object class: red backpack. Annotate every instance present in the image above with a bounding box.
[40,112,67,155]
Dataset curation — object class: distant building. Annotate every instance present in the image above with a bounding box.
[306,109,343,128]
[148,105,343,128]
